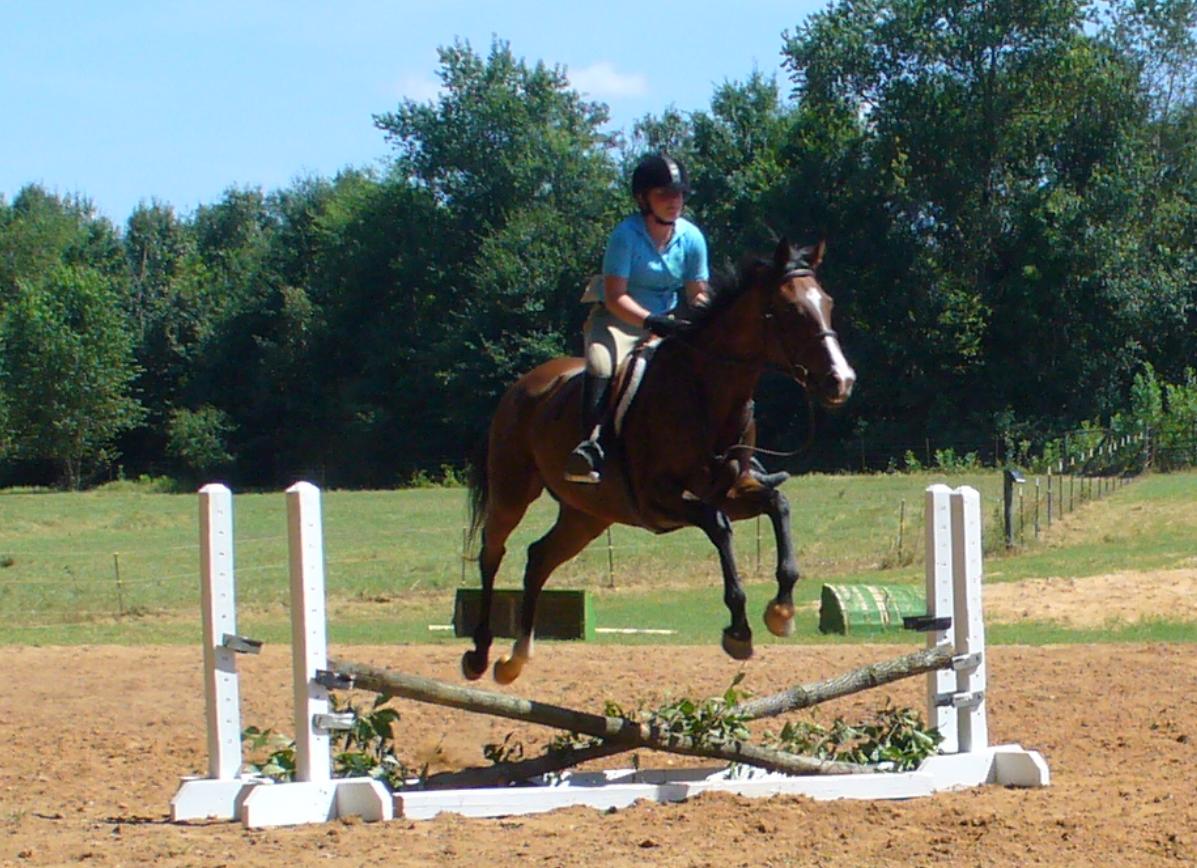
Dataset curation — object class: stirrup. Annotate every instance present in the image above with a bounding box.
[564,441,603,484]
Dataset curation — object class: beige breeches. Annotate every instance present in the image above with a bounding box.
[582,305,649,377]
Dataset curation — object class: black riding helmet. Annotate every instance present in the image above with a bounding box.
[631,153,690,201]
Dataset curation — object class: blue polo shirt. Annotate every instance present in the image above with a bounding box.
[600,214,709,315]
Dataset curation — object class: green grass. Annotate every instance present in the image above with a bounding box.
[2,469,1194,646]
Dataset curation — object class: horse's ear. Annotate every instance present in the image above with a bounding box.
[810,239,826,268]
[773,237,794,272]
[794,239,825,269]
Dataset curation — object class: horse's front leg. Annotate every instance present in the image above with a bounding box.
[692,503,753,660]
[760,486,801,637]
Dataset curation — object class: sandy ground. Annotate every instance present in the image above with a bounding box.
[2,625,1196,867]
[984,567,1197,627]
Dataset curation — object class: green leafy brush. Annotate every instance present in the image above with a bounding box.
[765,704,943,771]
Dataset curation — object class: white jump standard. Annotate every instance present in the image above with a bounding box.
[171,482,1048,828]
[171,482,391,827]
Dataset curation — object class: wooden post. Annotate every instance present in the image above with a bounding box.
[171,484,262,821]
[924,484,956,749]
[238,482,392,829]
[755,514,762,575]
[948,487,987,752]
[1034,478,1040,540]
[1046,468,1052,528]
[606,527,615,589]
[286,482,332,784]
[112,552,125,617]
[199,485,240,781]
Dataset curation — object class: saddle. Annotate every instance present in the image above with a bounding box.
[608,339,659,437]
[604,341,775,504]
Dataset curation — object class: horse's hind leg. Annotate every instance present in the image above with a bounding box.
[493,506,609,685]
[462,465,542,681]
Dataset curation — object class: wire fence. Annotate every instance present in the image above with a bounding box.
[0,427,1166,633]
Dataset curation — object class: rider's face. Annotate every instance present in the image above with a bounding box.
[645,187,685,222]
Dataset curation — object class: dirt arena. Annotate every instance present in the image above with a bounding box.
[2,632,1195,867]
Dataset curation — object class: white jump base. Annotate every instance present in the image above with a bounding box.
[172,482,1047,828]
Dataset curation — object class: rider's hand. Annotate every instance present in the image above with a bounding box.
[643,314,682,338]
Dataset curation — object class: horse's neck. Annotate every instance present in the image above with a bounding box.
[679,326,765,436]
[689,301,767,413]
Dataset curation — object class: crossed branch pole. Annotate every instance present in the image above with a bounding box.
[330,643,951,788]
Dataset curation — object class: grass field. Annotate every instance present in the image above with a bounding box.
[2,469,1193,646]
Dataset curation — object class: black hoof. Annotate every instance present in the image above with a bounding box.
[721,630,754,661]
[461,649,488,681]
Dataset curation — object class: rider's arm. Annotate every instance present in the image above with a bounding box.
[684,280,709,308]
[603,275,655,329]
[683,226,710,309]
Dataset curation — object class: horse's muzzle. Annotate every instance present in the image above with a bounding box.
[819,368,855,407]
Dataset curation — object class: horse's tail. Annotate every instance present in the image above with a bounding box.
[465,432,490,552]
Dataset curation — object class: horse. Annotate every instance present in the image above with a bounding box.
[462,238,856,684]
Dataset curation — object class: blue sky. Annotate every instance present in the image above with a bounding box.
[3,1,826,224]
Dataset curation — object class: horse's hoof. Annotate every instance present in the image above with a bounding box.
[493,654,524,685]
[763,600,796,637]
[721,631,754,661]
[461,650,487,681]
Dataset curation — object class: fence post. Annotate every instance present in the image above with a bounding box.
[1002,468,1023,548]
[755,514,762,575]
[1018,485,1025,543]
[606,527,615,589]
[1046,468,1052,528]
[113,552,125,617]
[1034,478,1041,539]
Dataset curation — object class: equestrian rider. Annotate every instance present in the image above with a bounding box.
[563,153,710,484]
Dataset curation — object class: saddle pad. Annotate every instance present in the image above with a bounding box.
[613,341,658,437]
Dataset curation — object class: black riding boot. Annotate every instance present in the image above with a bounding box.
[563,373,611,484]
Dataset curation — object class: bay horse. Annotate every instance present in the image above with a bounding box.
[463,238,855,684]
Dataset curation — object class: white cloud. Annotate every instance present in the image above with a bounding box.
[568,61,647,98]
[395,73,442,103]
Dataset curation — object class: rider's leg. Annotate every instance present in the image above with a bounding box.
[563,370,611,483]
[564,307,630,484]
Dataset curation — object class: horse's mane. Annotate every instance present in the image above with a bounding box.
[683,245,812,332]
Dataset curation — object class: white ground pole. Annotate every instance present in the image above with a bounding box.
[170,484,265,821]
[393,484,1049,820]
[237,482,392,828]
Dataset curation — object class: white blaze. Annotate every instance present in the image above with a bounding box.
[804,286,856,392]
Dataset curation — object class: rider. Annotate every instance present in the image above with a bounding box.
[563,152,710,484]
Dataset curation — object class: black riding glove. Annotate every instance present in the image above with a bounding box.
[643,314,682,338]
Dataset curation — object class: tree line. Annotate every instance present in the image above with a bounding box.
[2,0,1195,489]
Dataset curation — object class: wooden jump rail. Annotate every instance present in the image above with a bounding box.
[171,482,1048,828]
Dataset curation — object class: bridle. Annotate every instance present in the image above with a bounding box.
[676,264,841,462]
[675,266,838,384]
[764,266,839,390]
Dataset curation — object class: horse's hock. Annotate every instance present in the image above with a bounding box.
[171,482,1048,829]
